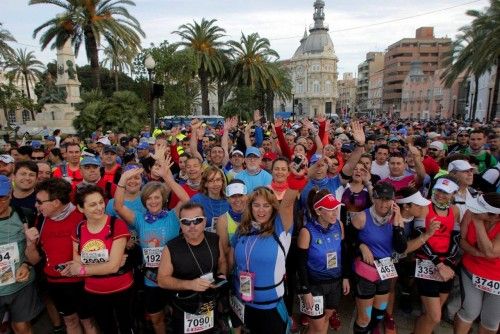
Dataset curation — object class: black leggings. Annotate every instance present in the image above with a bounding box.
[87,288,134,334]
[245,305,286,334]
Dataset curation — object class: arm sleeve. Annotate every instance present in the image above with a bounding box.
[297,247,311,294]
[392,226,407,254]
[275,126,292,160]
[254,126,264,147]
[341,238,353,278]
[415,222,441,265]
[444,219,461,268]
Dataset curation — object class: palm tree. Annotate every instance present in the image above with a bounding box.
[0,23,16,64]
[101,42,136,91]
[442,0,500,120]
[228,33,280,89]
[30,0,145,89]
[174,18,226,115]
[4,48,45,100]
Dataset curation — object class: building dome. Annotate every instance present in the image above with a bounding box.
[293,0,335,57]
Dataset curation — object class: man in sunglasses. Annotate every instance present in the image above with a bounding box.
[31,149,46,162]
[158,202,227,333]
[448,129,469,154]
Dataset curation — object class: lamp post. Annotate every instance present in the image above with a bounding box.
[145,55,156,133]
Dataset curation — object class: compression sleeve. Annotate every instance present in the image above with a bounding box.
[341,238,352,278]
[444,220,461,268]
[297,247,310,294]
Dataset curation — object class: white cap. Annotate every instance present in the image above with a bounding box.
[396,191,431,206]
[230,149,244,157]
[97,137,111,146]
[0,155,14,164]
[428,132,440,139]
[147,137,156,145]
[466,195,500,214]
[429,141,444,151]
[433,178,459,194]
[226,182,247,197]
[335,127,344,134]
[448,160,476,172]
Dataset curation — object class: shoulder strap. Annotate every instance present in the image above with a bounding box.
[60,162,68,178]
[113,167,122,184]
[272,231,286,258]
[13,206,35,227]
[100,166,105,177]
[107,216,117,239]
[76,220,85,255]
[105,181,113,201]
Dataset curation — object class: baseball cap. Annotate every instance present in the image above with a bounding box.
[103,145,117,154]
[147,137,156,145]
[427,132,440,140]
[313,194,343,211]
[80,156,101,166]
[396,190,430,206]
[262,152,277,161]
[309,153,322,165]
[230,149,244,157]
[433,177,459,194]
[448,160,476,172]
[388,136,399,142]
[429,141,444,151]
[137,142,149,150]
[0,175,11,196]
[373,182,396,200]
[466,195,500,214]
[335,127,344,134]
[97,137,111,146]
[0,155,14,164]
[226,182,248,197]
[31,140,42,149]
[337,133,349,142]
[341,143,354,153]
[245,146,261,158]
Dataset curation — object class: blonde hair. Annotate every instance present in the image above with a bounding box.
[140,181,168,209]
[238,187,280,236]
[200,166,226,199]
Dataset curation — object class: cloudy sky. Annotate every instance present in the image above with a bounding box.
[1,0,490,76]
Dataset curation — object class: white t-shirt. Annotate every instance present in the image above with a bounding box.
[371,161,390,180]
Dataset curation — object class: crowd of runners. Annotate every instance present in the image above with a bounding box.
[0,111,498,334]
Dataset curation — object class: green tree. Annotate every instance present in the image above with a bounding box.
[77,64,138,96]
[0,23,16,64]
[173,18,226,115]
[74,90,147,137]
[101,42,137,91]
[0,83,35,127]
[31,0,145,89]
[442,0,500,120]
[4,48,45,102]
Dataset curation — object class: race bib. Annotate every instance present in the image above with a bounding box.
[0,243,19,287]
[229,295,245,323]
[81,249,109,265]
[374,257,398,280]
[142,247,162,268]
[299,295,324,317]
[239,271,255,302]
[415,259,443,281]
[326,252,338,269]
[472,274,500,295]
[184,310,214,333]
[207,217,218,233]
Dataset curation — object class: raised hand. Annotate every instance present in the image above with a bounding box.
[351,120,365,145]
[275,117,283,128]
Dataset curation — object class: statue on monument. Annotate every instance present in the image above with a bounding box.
[65,60,76,80]
[38,73,67,105]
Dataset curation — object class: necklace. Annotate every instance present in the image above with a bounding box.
[186,236,213,276]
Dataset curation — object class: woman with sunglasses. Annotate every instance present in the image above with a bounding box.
[297,189,350,334]
[413,176,461,334]
[455,193,500,334]
[230,185,298,334]
[113,157,190,334]
[350,182,407,334]
[191,166,229,233]
[158,202,227,334]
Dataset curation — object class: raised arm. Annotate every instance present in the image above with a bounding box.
[408,144,426,188]
[274,118,293,159]
[341,120,365,179]
[222,117,237,166]
[279,188,299,232]
[189,119,204,162]
[160,156,190,216]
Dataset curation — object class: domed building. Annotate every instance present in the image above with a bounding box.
[275,0,339,118]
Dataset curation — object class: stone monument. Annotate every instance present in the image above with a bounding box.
[27,40,81,133]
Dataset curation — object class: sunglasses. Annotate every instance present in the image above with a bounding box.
[36,198,52,205]
[180,216,205,226]
[31,156,45,161]
[457,134,469,137]
[427,148,438,152]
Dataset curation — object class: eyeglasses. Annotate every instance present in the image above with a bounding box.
[31,156,45,161]
[35,198,53,205]
[427,148,438,152]
[180,216,205,226]
[457,134,469,137]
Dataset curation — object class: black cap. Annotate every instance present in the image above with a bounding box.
[372,182,395,200]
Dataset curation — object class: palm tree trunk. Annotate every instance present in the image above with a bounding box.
[472,75,479,121]
[489,57,500,121]
[199,69,209,115]
[115,69,119,91]
[85,28,101,89]
[23,73,35,120]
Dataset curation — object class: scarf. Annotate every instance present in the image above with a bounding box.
[431,190,452,210]
[187,180,200,190]
[228,207,243,223]
[50,203,76,221]
[144,209,169,224]
[369,206,392,226]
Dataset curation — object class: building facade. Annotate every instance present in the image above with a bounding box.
[383,27,451,117]
[337,72,357,116]
[0,69,38,126]
[274,0,339,118]
[465,67,498,122]
[356,52,384,115]
[367,69,384,118]
[401,61,466,120]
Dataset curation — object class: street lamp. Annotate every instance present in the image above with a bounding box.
[145,55,156,133]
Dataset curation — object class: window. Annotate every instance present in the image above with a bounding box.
[325,81,332,94]
[313,81,320,93]
[22,110,30,124]
[8,111,16,124]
